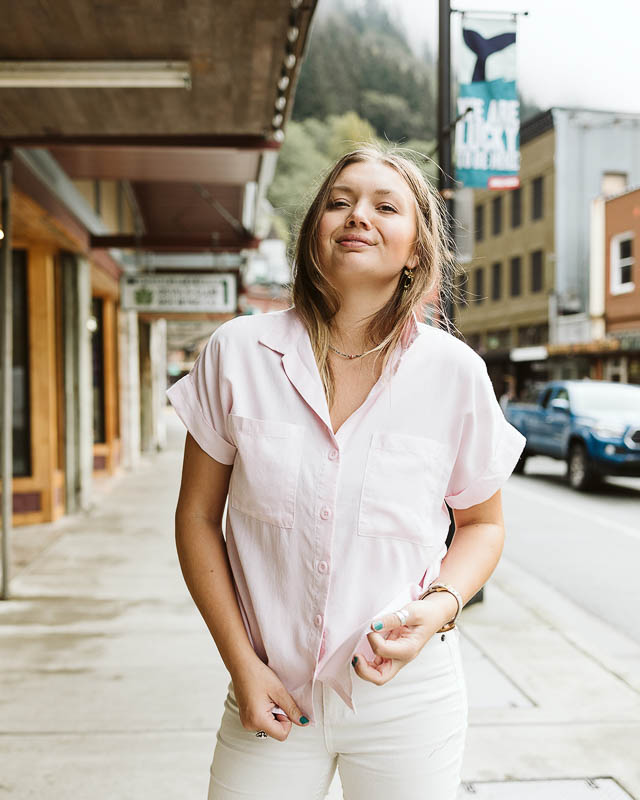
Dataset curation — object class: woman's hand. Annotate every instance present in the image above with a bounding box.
[351,591,458,685]
[230,656,310,742]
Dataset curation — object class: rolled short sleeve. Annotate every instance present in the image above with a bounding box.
[445,355,526,509]
[165,329,237,465]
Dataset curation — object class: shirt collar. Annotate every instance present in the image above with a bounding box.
[401,309,421,351]
[257,306,423,442]
[256,307,306,355]
[258,306,422,356]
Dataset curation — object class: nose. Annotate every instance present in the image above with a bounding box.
[346,202,372,228]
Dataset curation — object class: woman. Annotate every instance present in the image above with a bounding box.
[167,143,526,799]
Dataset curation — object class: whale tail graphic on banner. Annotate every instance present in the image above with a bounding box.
[462,29,517,83]
[455,14,520,190]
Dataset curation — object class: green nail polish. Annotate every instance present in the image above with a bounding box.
[300,715,309,725]
[373,620,383,631]
[351,656,358,666]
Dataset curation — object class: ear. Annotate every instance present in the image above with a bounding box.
[406,252,419,270]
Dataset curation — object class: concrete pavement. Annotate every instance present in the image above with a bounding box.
[1,408,638,799]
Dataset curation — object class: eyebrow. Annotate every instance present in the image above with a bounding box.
[330,185,403,200]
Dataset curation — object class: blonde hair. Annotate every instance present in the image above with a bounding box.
[290,141,457,409]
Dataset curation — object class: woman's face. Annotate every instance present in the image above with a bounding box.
[317,159,418,296]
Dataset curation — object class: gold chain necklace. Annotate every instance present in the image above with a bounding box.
[328,342,382,360]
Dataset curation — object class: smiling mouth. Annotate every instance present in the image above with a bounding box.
[337,239,372,246]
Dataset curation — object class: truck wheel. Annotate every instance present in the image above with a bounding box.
[567,442,599,491]
[513,451,528,474]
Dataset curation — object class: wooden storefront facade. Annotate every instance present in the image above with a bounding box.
[10,186,123,527]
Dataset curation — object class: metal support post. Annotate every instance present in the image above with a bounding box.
[438,0,456,330]
[1,147,13,601]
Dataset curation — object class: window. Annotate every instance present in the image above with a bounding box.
[474,204,484,242]
[601,171,627,196]
[13,250,31,477]
[531,250,544,292]
[491,261,502,301]
[486,328,512,350]
[610,233,634,294]
[54,256,65,472]
[511,187,522,227]
[510,256,522,296]
[474,267,485,303]
[492,196,502,236]
[517,323,549,346]
[91,297,106,444]
[532,176,544,220]
[540,387,553,409]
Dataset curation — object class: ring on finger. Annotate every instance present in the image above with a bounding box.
[394,607,409,626]
[255,730,268,738]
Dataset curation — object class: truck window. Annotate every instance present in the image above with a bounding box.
[556,387,569,403]
[540,388,553,409]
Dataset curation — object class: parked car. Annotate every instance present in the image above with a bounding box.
[505,380,640,490]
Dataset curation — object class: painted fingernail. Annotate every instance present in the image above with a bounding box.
[372,620,383,631]
[351,656,358,666]
[300,715,309,725]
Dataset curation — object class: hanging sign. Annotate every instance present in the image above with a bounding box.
[121,273,237,313]
[454,14,520,190]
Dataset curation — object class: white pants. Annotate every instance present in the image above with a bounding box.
[208,627,468,799]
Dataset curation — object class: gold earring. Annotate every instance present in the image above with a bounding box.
[402,266,414,291]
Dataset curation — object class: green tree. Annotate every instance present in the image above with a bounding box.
[267,119,331,234]
[326,112,377,160]
[292,0,436,143]
[361,91,425,142]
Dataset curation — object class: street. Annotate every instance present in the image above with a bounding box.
[502,456,640,644]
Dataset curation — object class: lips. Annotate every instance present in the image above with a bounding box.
[337,235,373,245]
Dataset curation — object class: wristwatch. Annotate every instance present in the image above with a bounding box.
[418,582,463,632]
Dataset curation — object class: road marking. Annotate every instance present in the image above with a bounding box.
[505,480,640,543]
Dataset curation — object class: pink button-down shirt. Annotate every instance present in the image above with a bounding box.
[166,307,525,725]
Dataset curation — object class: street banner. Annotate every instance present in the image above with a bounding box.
[454,14,520,190]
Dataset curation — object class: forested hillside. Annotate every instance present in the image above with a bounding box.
[267,0,540,244]
[292,0,437,142]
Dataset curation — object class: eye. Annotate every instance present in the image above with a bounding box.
[379,204,397,213]
[327,199,348,209]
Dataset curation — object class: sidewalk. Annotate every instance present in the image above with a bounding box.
[1,408,638,799]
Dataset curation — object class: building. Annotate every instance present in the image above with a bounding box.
[11,152,135,523]
[3,0,318,530]
[604,185,640,383]
[456,107,640,397]
[569,184,640,385]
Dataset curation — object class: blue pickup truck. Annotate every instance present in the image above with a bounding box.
[504,380,640,491]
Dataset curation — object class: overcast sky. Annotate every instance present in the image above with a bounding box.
[327,0,640,114]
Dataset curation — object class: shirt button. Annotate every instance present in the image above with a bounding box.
[328,448,339,461]
[317,560,329,574]
[320,506,331,520]
[314,614,323,627]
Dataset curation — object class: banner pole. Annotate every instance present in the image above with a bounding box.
[1,147,13,601]
[437,0,456,330]
[451,8,528,17]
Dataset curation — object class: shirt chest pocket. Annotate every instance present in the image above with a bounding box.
[228,414,305,529]
[358,432,449,546]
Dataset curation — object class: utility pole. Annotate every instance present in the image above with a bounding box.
[439,4,483,603]
[1,148,12,601]
[438,0,455,330]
